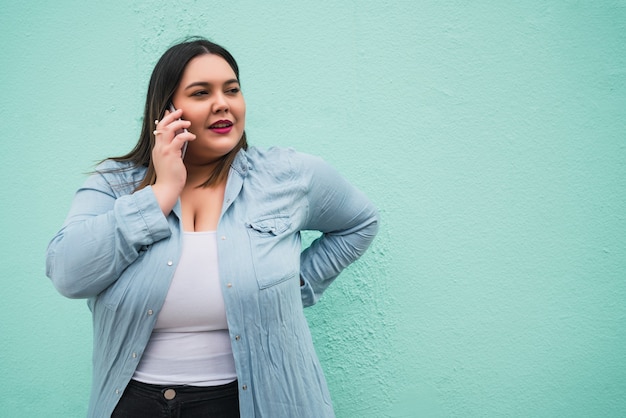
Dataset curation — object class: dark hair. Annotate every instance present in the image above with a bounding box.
[111,37,248,189]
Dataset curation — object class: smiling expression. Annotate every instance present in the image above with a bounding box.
[172,53,246,163]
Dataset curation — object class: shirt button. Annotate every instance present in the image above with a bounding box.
[221,236,226,240]
[167,260,173,266]
[115,389,120,395]
[147,309,153,315]
[227,283,232,288]
[235,335,241,341]
[242,384,248,390]
[132,352,137,358]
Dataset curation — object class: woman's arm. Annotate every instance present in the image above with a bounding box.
[45,167,172,299]
[299,154,379,307]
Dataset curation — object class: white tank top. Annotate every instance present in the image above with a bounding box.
[133,231,237,386]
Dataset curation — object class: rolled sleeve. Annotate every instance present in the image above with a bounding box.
[46,168,171,299]
[298,154,379,306]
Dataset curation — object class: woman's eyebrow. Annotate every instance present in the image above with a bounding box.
[184,79,239,90]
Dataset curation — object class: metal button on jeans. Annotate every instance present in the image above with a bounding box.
[163,389,176,400]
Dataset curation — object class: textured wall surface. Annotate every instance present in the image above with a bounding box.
[2,1,625,417]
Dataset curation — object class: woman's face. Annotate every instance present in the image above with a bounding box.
[171,54,246,163]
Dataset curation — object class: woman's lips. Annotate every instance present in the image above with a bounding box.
[208,120,233,134]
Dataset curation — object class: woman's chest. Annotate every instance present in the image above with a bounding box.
[180,183,225,232]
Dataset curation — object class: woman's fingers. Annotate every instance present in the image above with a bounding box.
[160,107,182,124]
[153,109,194,156]
[154,120,191,140]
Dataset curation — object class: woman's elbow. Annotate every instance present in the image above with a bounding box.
[364,207,380,240]
[46,246,97,299]
[46,262,89,299]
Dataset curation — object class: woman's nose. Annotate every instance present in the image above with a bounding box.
[212,93,229,113]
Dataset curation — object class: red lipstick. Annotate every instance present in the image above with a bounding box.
[209,120,233,134]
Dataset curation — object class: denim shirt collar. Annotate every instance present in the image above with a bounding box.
[231,148,250,177]
[172,149,249,219]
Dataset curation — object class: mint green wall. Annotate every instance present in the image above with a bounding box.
[2,1,625,417]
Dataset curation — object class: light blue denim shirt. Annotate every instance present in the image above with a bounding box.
[46,146,379,418]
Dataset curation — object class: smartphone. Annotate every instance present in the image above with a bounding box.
[168,103,188,159]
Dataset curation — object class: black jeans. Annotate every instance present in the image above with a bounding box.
[111,379,240,418]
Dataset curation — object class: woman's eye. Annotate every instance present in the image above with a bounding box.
[192,90,208,97]
[226,87,240,94]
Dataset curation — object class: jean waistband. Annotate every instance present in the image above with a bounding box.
[129,379,238,395]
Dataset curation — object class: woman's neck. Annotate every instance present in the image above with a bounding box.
[184,159,221,189]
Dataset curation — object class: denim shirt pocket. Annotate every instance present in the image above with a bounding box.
[245,214,299,289]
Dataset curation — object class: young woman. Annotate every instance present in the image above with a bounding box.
[46,37,379,418]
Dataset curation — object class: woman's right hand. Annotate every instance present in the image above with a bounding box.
[151,108,196,214]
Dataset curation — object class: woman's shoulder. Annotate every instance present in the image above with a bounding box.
[245,145,296,160]
[245,146,325,171]
[242,146,336,192]
[93,158,135,172]
[88,159,147,192]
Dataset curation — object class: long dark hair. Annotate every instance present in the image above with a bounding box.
[111,37,248,190]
